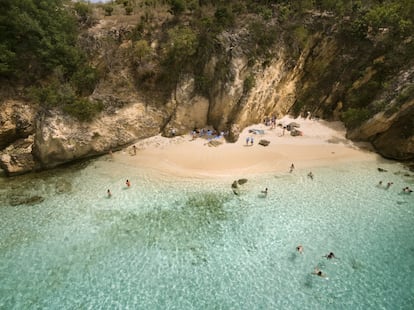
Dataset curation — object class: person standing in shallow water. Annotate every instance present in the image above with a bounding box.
[107,189,112,198]
[126,179,131,188]
[296,245,303,254]
[290,163,295,173]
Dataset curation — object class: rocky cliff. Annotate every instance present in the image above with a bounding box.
[0,4,413,176]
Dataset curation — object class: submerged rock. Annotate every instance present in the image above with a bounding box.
[232,178,248,195]
[9,195,44,206]
[231,181,238,189]
[55,180,73,194]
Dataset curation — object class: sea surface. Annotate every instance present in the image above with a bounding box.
[0,154,413,309]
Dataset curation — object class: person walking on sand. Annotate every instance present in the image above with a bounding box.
[250,136,254,146]
[126,179,131,188]
[246,136,250,145]
[133,145,137,155]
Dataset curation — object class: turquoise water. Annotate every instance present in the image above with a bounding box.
[0,155,413,309]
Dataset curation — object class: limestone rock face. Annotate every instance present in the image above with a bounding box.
[0,135,36,176]
[164,76,209,135]
[346,101,414,160]
[33,102,165,168]
[372,104,414,160]
[0,100,36,149]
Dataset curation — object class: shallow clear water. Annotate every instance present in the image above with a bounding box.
[0,155,413,309]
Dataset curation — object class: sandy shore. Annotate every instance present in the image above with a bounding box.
[115,116,377,178]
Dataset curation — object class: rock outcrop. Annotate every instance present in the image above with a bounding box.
[0,100,36,149]
[33,102,165,169]
[0,135,36,176]
[371,104,414,160]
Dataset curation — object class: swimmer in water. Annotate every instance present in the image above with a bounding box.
[312,267,326,278]
[324,252,337,259]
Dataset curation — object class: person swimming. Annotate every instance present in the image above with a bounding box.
[324,252,336,259]
[312,267,326,277]
[403,186,413,193]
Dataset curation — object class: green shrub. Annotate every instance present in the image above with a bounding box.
[243,74,256,94]
[104,5,114,16]
[27,83,75,108]
[63,99,103,121]
[169,0,185,16]
[341,107,371,128]
[71,66,100,96]
[125,6,133,15]
[214,6,235,29]
[346,80,381,108]
[293,25,309,49]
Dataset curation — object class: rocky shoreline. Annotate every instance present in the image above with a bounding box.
[1,97,413,176]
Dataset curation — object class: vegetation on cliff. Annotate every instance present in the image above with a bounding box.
[0,0,101,120]
[1,0,413,129]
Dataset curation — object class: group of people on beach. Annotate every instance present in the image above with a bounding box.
[191,128,227,140]
[296,245,337,278]
[245,136,254,146]
[263,115,277,129]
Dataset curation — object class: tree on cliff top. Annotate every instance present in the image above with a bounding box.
[0,0,81,82]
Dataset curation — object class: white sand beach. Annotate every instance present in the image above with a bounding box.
[116,116,377,178]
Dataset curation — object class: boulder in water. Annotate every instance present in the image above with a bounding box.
[231,180,238,189]
[9,195,44,206]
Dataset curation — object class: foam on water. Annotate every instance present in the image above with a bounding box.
[0,156,413,309]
